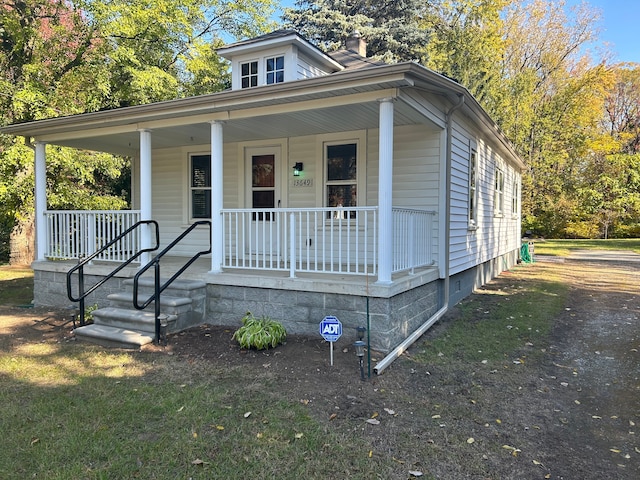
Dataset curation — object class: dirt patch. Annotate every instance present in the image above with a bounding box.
[1,252,639,479]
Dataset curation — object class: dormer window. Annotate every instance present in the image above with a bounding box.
[266,56,285,84]
[218,30,344,90]
[241,61,258,88]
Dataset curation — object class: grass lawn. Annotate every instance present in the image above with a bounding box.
[0,262,570,479]
[0,265,33,305]
[531,238,640,256]
[2,251,638,478]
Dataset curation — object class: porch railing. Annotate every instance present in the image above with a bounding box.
[392,208,437,274]
[44,210,141,261]
[222,207,378,276]
[221,207,436,276]
[45,207,436,276]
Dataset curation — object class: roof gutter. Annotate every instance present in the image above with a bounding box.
[374,93,464,375]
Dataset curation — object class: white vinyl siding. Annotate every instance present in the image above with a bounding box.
[449,117,522,277]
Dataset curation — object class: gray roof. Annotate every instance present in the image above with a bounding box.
[329,49,386,70]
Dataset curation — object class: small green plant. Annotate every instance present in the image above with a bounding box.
[81,303,99,323]
[232,312,287,350]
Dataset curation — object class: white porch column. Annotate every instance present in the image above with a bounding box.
[210,121,224,273]
[377,97,395,284]
[139,129,152,264]
[34,141,47,261]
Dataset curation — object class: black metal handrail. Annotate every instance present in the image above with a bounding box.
[132,220,211,344]
[66,220,160,326]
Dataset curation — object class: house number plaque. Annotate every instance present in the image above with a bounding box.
[292,178,313,187]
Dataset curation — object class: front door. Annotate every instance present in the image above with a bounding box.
[246,147,280,256]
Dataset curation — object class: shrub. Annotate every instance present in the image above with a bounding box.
[232,312,287,350]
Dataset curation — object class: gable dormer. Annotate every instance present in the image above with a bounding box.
[217,30,344,90]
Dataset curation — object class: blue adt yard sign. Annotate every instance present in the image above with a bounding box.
[320,316,342,342]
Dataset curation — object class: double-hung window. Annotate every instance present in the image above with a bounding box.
[494,167,505,216]
[325,143,357,219]
[190,155,211,219]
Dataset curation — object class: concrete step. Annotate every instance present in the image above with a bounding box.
[91,307,176,334]
[107,292,192,309]
[73,324,154,349]
[123,278,206,299]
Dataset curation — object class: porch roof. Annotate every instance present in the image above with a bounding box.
[1,62,525,170]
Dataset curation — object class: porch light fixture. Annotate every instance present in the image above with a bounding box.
[354,340,366,380]
[292,162,303,176]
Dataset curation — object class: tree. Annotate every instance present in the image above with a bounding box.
[282,0,431,62]
[498,0,606,237]
[0,0,277,263]
[602,63,640,154]
[421,0,508,110]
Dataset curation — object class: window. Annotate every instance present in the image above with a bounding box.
[468,149,478,227]
[241,61,258,88]
[325,143,357,219]
[511,179,519,217]
[494,167,504,216]
[266,56,284,84]
[191,155,211,218]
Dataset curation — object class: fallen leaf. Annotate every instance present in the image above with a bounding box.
[502,445,521,456]
[329,413,337,421]
[592,415,602,419]
[294,433,304,439]
[432,414,441,419]
[574,400,581,405]
[408,471,423,477]
[371,412,379,419]
[177,406,185,412]
[244,411,252,418]
[533,460,543,466]
[610,448,621,453]
[192,432,198,439]
[256,432,263,438]
[216,425,224,431]
[496,419,502,424]
[368,450,373,458]
[366,418,381,425]
[30,438,39,446]
[467,437,475,444]
[191,458,208,465]
[384,408,396,415]
[635,447,640,454]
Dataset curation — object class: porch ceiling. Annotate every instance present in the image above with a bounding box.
[32,99,437,156]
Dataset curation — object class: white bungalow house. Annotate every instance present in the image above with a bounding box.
[1,31,524,369]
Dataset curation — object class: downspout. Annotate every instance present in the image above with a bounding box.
[374,93,465,375]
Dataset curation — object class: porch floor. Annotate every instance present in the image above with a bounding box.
[35,257,440,299]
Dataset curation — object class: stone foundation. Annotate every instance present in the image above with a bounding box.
[206,280,440,353]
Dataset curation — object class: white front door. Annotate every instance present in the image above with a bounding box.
[246,147,281,256]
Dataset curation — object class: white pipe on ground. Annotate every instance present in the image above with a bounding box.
[374,305,448,375]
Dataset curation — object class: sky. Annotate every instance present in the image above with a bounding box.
[276,0,640,64]
[566,0,640,64]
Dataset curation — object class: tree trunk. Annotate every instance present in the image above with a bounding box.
[9,215,35,265]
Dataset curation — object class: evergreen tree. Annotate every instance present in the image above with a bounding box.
[283,0,431,62]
